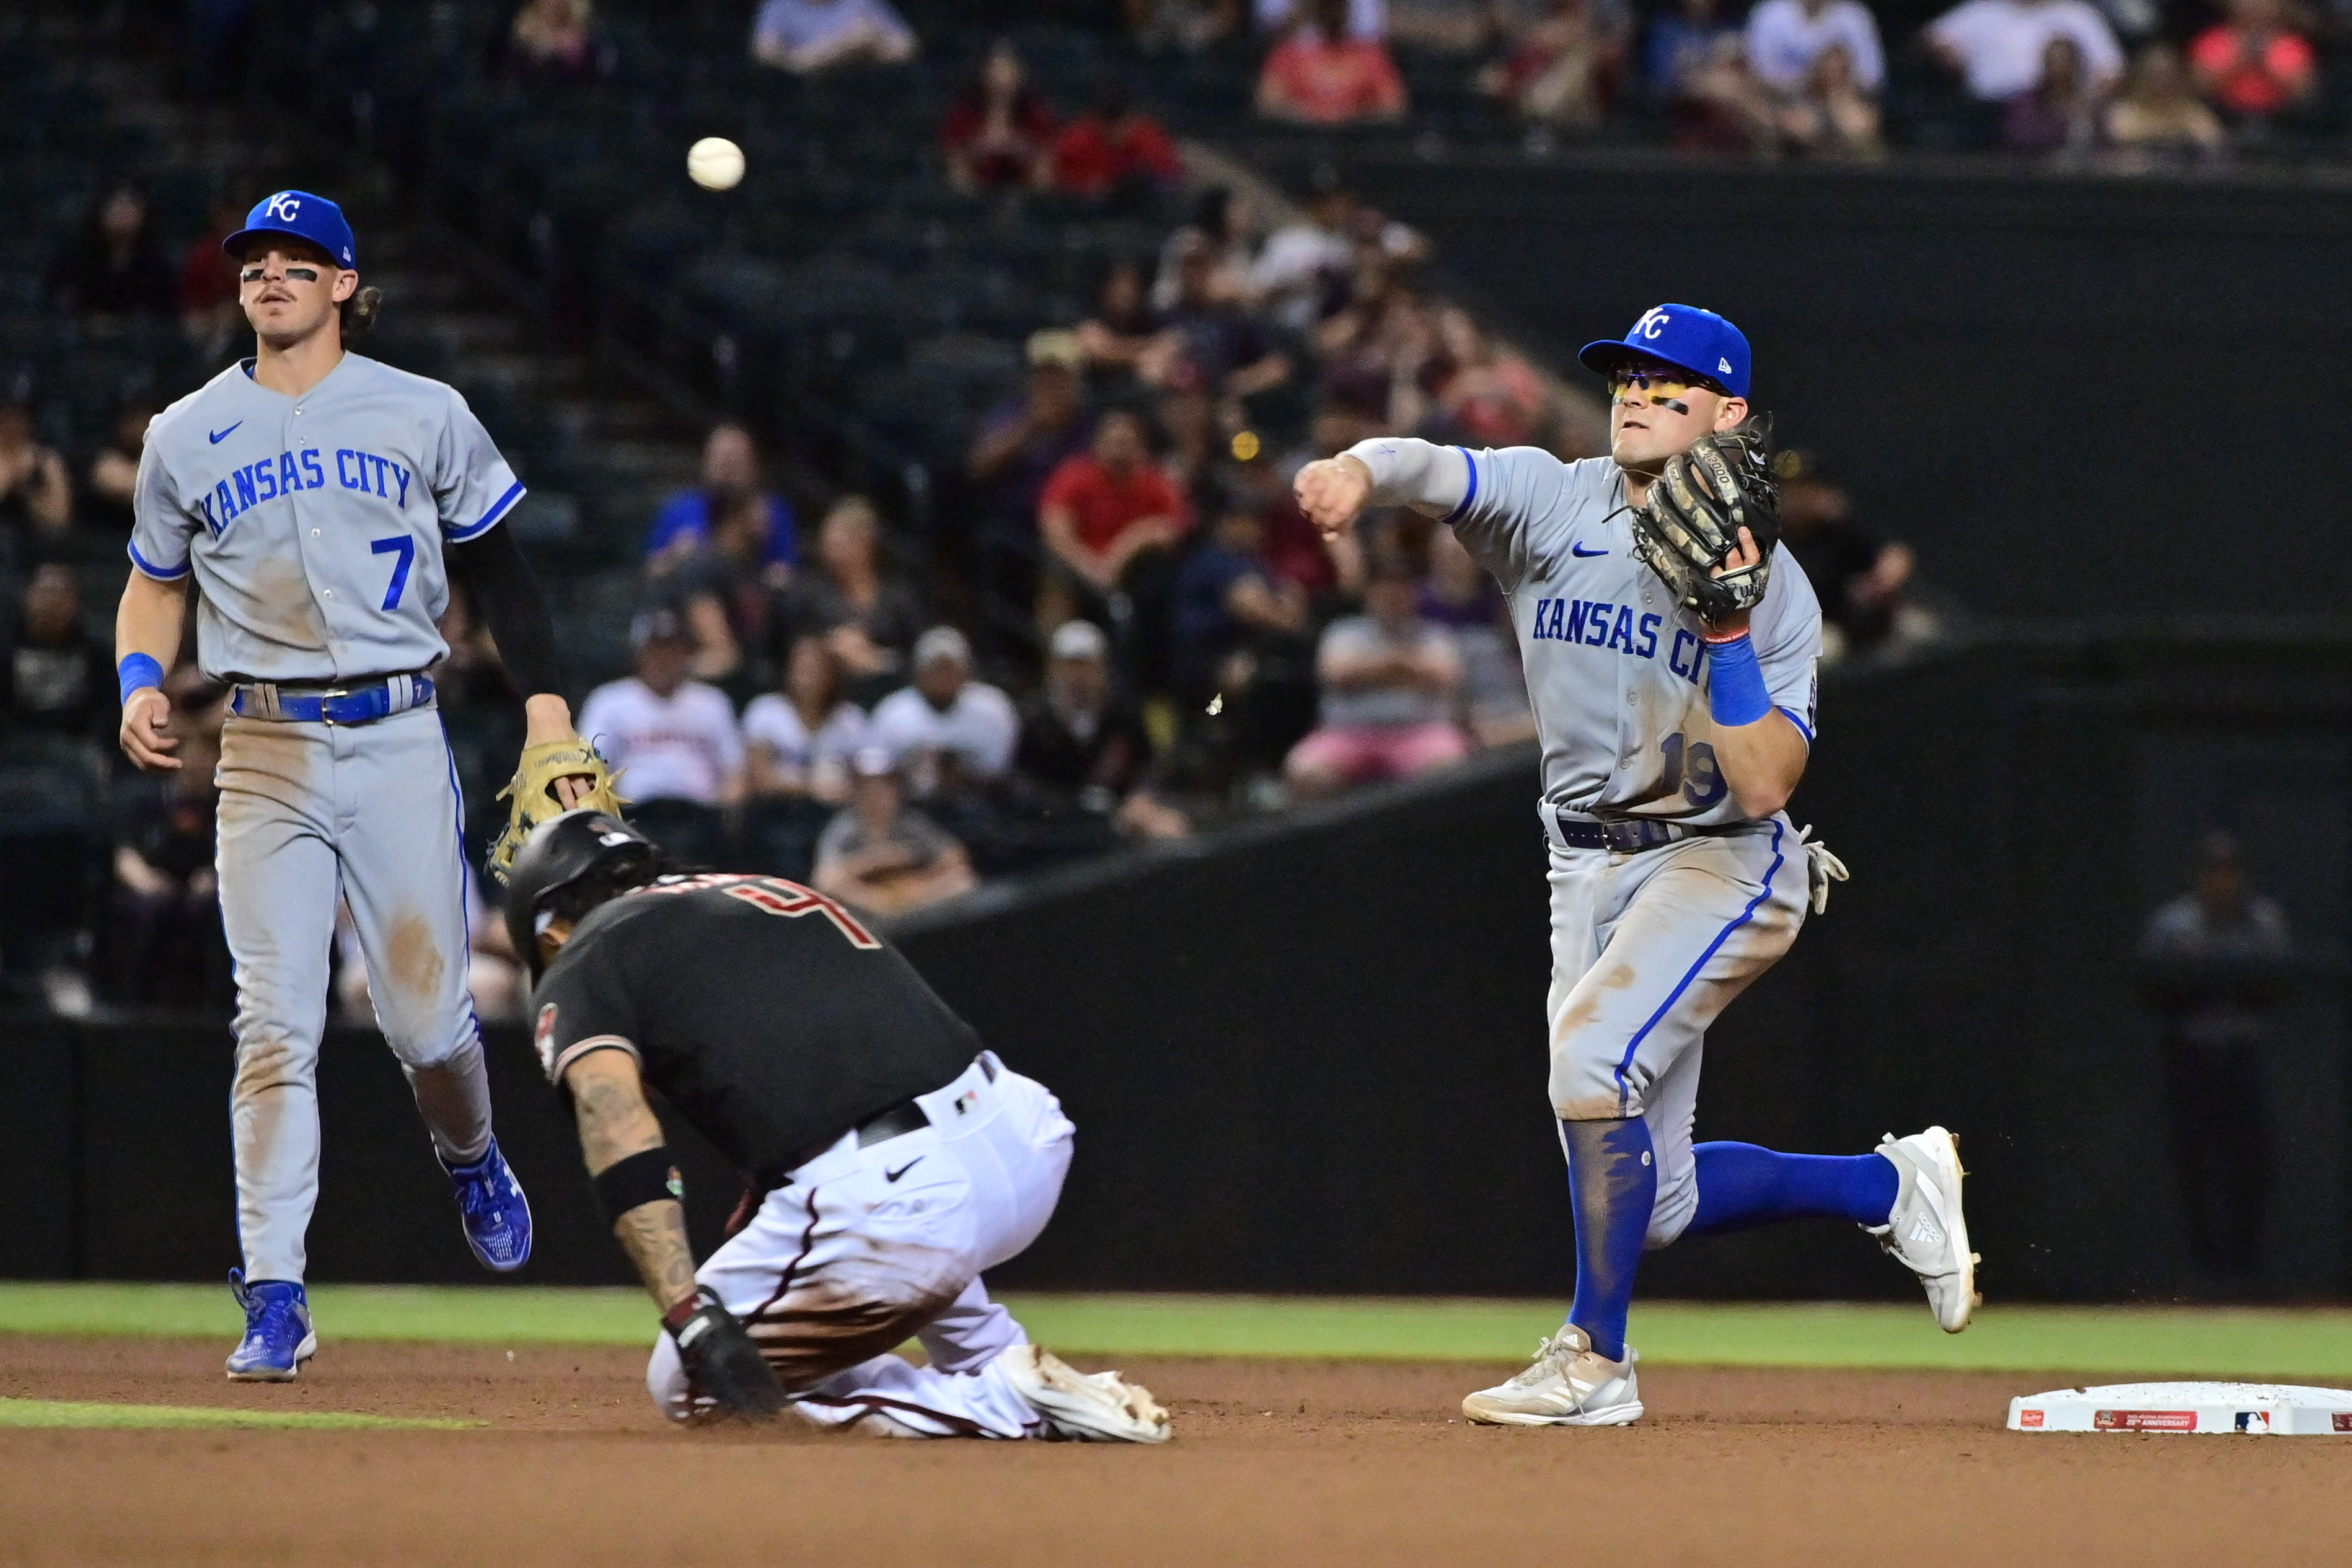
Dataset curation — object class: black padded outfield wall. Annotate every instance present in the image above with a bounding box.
[1228,145,2352,622]
[3,636,2345,1298]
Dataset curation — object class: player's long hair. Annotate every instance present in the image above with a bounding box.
[338,283,384,338]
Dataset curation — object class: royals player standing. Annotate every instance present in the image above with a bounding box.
[116,191,595,1381]
[1294,305,1978,1427]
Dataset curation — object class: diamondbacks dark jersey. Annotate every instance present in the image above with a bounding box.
[531,874,981,1180]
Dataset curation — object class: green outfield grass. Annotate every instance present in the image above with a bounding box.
[0,1396,475,1431]
[2,1285,2349,1378]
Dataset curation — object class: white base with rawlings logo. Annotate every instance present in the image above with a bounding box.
[2009,1383,2352,1435]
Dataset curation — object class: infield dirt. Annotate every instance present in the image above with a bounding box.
[2,1335,2341,1565]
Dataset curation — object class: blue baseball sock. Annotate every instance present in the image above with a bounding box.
[1559,1117,1657,1363]
[1685,1143,1898,1237]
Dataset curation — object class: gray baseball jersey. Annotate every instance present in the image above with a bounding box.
[1446,446,1821,829]
[128,350,523,1287]
[130,354,526,682]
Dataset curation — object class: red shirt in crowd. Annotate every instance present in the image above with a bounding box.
[941,92,1057,188]
[1052,113,1184,197]
[2188,24,2314,117]
[1257,33,1408,125]
[1038,454,1191,554]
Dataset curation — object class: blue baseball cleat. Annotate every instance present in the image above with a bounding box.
[226,1269,317,1382]
[443,1136,532,1272]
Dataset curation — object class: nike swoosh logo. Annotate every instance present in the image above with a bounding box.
[209,422,242,444]
[1572,542,1608,557]
[884,1158,923,1183]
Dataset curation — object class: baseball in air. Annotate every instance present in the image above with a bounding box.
[687,137,745,191]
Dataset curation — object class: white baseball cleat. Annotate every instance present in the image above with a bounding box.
[1000,1344,1172,1443]
[1461,1326,1642,1427]
[1868,1125,1980,1332]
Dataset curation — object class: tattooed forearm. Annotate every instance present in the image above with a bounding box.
[562,1050,695,1312]
[567,1054,665,1173]
[614,1200,700,1313]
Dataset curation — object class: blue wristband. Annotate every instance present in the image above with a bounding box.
[1704,632,1772,728]
[118,653,165,706]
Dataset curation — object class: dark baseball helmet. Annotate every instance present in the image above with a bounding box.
[502,809,661,979]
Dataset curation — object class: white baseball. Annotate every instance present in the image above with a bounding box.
[687,137,745,192]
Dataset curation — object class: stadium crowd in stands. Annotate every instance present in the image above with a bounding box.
[0,0,1971,1015]
[1194,0,2343,162]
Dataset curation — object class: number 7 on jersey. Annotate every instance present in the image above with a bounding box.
[371,535,416,610]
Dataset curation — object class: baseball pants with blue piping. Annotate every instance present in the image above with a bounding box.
[216,704,492,1282]
[1544,815,1808,1251]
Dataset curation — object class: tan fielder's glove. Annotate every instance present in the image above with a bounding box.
[486,738,628,882]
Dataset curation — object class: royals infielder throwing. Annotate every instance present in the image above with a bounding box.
[117,191,609,1380]
[1295,304,1978,1426]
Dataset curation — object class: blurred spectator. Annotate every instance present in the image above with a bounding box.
[645,424,798,580]
[1421,527,1535,746]
[1153,187,1257,312]
[744,636,871,802]
[1771,450,1916,659]
[1745,0,1883,152]
[1158,234,1293,403]
[969,332,1093,636]
[778,495,927,702]
[335,874,524,1023]
[45,185,174,322]
[178,194,245,356]
[0,394,74,543]
[943,40,1057,193]
[658,490,783,684]
[1158,366,1226,510]
[2139,833,2297,1281]
[1053,78,1186,204]
[3,563,112,746]
[1432,307,1549,449]
[106,684,229,1008]
[2002,35,2103,153]
[1016,620,1189,839]
[811,747,977,917]
[1478,0,1625,134]
[1171,490,1313,708]
[1126,0,1244,51]
[576,610,747,806]
[1257,0,1387,33]
[2104,43,2225,158]
[1077,259,1173,385]
[1249,172,1361,333]
[1778,42,1883,153]
[751,0,917,71]
[1315,248,1440,441]
[1257,0,1410,125]
[1286,554,1471,798]
[1745,0,1883,103]
[2189,0,2316,126]
[870,626,1020,793]
[1649,0,1776,151]
[1037,407,1192,612]
[501,0,615,84]
[1928,0,2121,102]
[1228,446,1353,596]
[82,399,156,535]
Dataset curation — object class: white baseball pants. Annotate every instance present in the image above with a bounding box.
[647,1054,1076,1437]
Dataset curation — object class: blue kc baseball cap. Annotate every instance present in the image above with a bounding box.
[223,190,357,270]
[1579,304,1750,399]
